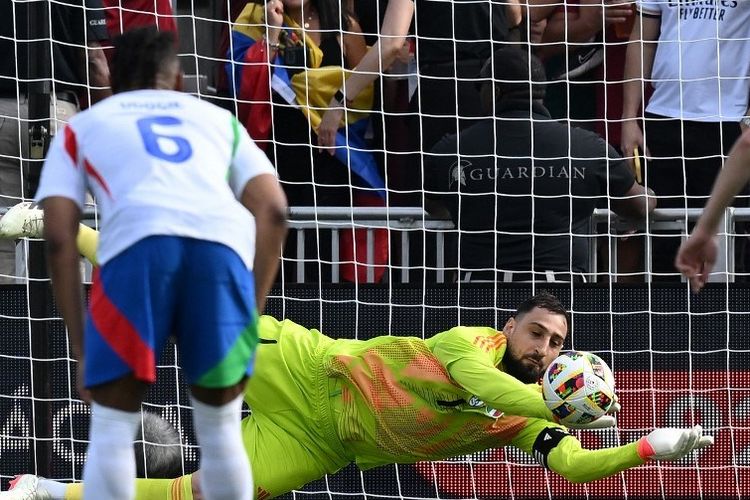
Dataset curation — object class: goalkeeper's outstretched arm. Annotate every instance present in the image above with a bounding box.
[522,423,714,483]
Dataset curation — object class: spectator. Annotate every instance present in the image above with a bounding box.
[102,0,177,38]
[527,1,641,280]
[315,0,535,281]
[531,0,633,128]
[424,47,655,283]
[49,0,111,110]
[406,0,523,151]
[100,0,178,66]
[316,0,542,202]
[620,0,750,279]
[0,0,109,282]
[229,0,372,205]
[228,0,388,282]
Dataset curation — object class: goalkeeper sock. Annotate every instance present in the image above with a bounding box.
[64,483,82,499]
[66,477,192,500]
[76,223,99,266]
[133,476,193,499]
[83,402,141,500]
[190,393,252,500]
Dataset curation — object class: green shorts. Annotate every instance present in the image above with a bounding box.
[241,316,350,498]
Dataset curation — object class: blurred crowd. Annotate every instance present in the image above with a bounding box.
[1,0,749,284]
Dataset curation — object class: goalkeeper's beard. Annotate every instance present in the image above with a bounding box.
[503,351,544,384]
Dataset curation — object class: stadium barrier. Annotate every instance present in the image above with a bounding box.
[4,206,748,284]
[288,206,747,283]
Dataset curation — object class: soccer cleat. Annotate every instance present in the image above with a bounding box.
[0,202,44,240]
[1,475,50,499]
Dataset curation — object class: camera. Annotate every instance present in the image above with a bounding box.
[283,44,306,76]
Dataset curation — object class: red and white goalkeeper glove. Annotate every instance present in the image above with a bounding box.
[636,425,714,461]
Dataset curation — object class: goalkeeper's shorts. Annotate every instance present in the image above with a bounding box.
[84,235,258,388]
[241,316,351,497]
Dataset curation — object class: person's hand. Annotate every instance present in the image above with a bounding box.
[620,120,647,172]
[636,425,714,461]
[579,0,631,29]
[317,106,343,156]
[602,0,634,25]
[528,19,547,45]
[395,40,412,64]
[265,0,284,44]
[675,226,718,293]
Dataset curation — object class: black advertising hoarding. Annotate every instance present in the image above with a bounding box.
[0,283,748,499]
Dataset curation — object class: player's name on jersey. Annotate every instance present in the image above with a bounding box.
[119,101,182,110]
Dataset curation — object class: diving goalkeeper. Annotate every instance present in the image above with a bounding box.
[0,206,713,500]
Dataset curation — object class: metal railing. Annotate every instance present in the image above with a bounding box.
[4,206,750,284]
[287,207,750,284]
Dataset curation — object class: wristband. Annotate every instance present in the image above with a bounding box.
[264,35,280,50]
[532,427,569,469]
[636,437,655,461]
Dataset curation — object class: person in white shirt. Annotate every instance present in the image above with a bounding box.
[34,26,287,500]
[621,0,750,279]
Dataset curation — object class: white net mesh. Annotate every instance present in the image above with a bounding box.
[1,0,749,498]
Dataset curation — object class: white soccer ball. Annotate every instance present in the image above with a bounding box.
[542,351,616,426]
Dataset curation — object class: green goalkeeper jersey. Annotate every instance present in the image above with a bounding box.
[324,323,561,469]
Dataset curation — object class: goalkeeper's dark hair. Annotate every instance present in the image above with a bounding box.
[111,26,178,94]
[514,291,570,334]
[134,412,183,479]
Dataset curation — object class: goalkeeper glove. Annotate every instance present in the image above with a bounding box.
[563,397,621,430]
[636,425,714,461]
[565,414,617,429]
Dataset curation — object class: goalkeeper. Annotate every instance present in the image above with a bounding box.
[0,207,713,499]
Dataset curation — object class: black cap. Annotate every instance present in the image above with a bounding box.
[478,46,546,100]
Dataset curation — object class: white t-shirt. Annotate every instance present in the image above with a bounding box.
[36,89,277,268]
[638,0,750,122]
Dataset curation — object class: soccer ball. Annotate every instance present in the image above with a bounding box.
[542,351,616,426]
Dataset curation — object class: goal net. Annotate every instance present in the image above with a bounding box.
[1,0,749,499]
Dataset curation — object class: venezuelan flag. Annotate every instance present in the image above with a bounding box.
[227,3,385,196]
